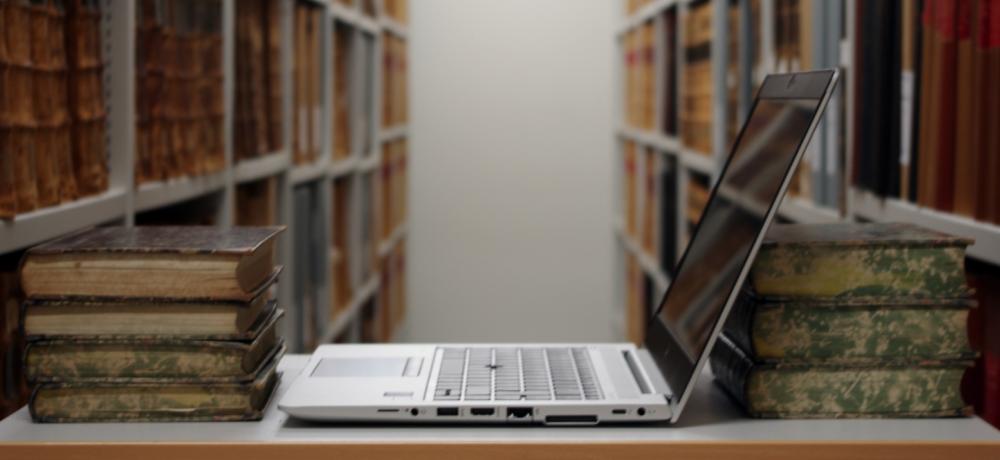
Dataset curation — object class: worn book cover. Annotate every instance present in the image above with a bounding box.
[25,310,284,383]
[750,223,972,299]
[710,334,972,419]
[24,284,277,338]
[29,350,280,423]
[21,226,284,301]
[724,289,976,362]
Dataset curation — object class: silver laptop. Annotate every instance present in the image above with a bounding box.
[279,70,839,425]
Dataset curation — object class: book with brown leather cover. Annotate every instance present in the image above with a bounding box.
[21,226,285,301]
[932,0,958,211]
[0,131,14,219]
[980,0,1000,223]
[916,0,938,208]
[953,0,976,217]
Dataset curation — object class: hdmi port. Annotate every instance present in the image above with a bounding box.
[470,407,495,416]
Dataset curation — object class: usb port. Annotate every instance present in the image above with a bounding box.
[612,409,627,415]
[470,407,495,416]
[436,407,459,416]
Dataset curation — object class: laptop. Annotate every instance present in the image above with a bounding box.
[279,70,839,425]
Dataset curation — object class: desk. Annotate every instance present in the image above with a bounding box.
[2,354,998,460]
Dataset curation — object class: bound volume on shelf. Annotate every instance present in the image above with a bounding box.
[747,222,972,300]
[234,0,283,162]
[25,310,285,383]
[710,334,972,418]
[20,226,285,301]
[292,0,323,165]
[23,287,277,338]
[29,353,281,423]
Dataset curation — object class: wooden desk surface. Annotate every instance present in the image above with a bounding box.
[2,354,999,460]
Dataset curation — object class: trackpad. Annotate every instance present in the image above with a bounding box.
[312,357,418,377]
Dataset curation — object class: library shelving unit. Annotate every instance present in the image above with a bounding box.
[612,0,1000,343]
[0,0,410,354]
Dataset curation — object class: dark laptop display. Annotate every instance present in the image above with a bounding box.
[645,71,837,407]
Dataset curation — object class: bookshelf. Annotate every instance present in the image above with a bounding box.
[0,0,410,354]
[613,0,1000,345]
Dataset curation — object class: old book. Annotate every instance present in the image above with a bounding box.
[661,7,678,136]
[235,177,278,226]
[29,350,280,423]
[723,290,975,362]
[0,130,15,218]
[25,309,284,383]
[11,128,38,213]
[975,0,1000,223]
[749,223,972,300]
[952,0,976,216]
[1,268,30,419]
[264,0,283,151]
[623,141,638,237]
[640,150,658,255]
[332,179,353,309]
[333,21,353,160]
[21,226,284,301]
[382,32,393,128]
[23,291,276,339]
[710,333,972,418]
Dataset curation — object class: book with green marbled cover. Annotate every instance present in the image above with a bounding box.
[750,222,972,300]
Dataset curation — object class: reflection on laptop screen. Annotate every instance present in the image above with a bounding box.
[653,97,822,377]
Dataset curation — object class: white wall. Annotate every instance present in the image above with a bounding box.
[401,0,617,342]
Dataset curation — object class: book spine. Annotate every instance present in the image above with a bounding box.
[708,334,753,413]
[720,289,758,357]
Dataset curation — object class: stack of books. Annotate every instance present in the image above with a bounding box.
[712,222,976,418]
[18,226,285,423]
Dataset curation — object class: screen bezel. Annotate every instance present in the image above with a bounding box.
[642,70,839,422]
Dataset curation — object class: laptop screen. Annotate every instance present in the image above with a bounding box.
[645,71,835,410]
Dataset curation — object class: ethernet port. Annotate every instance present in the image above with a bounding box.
[506,407,533,419]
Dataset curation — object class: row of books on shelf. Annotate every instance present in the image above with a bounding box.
[332,20,377,160]
[381,32,408,128]
[378,139,408,241]
[854,0,1000,225]
[234,0,284,162]
[623,140,698,277]
[622,0,845,211]
[135,0,226,184]
[292,0,324,166]
[0,0,109,218]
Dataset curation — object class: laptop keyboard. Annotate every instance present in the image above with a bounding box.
[433,347,603,401]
